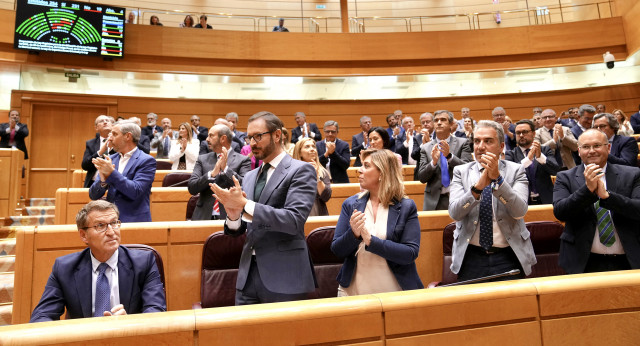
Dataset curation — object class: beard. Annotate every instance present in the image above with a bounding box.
[252,137,277,160]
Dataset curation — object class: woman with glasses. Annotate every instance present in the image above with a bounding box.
[292,138,331,216]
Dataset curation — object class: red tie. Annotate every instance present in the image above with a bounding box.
[212,154,222,215]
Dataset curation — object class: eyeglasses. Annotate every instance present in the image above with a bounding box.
[541,116,555,120]
[246,131,273,143]
[84,220,121,233]
[593,124,610,130]
[579,143,608,151]
[515,130,532,136]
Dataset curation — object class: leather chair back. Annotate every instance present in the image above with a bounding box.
[185,194,198,220]
[162,172,191,187]
[200,231,246,308]
[123,244,166,291]
[306,226,342,299]
[156,160,172,170]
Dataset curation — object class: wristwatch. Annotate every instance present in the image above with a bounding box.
[470,184,483,194]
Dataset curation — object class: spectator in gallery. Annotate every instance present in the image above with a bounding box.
[168,122,200,170]
[126,11,137,24]
[0,109,29,159]
[292,138,331,216]
[273,18,289,32]
[613,109,634,137]
[180,15,194,28]
[195,15,213,29]
[149,15,163,26]
[331,148,423,296]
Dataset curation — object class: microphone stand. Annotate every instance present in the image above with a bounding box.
[440,269,521,287]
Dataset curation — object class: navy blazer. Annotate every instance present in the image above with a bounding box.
[89,149,156,222]
[609,134,638,167]
[571,125,586,165]
[504,123,517,152]
[30,246,166,322]
[351,132,367,167]
[317,138,351,184]
[331,195,423,291]
[553,163,640,273]
[141,125,162,142]
[395,131,421,165]
[505,145,561,204]
[224,155,317,295]
[81,135,117,188]
[0,122,29,159]
[291,123,322,144]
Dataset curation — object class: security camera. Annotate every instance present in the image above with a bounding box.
[603,51,615,69]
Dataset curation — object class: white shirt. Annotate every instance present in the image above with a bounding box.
[587,164,625,255]
[118,147,138,174]
[518,146,547,168]
[90,249,120,315]
[403,131,417,165]
[429,135,452,194]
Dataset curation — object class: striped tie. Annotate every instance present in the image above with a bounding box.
[596,200,615,247]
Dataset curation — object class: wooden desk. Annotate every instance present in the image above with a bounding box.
[0,148,23,217]
[71,169,188,188]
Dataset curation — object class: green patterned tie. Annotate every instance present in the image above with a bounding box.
[254,163,271,201]
[596,200,615,247]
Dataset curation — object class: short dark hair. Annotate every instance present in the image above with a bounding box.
[368,126,391,149]
[515,119,535,132]
[200,15,207,20]
[248,111,283,133]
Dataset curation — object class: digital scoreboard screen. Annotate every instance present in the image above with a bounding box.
[14,0,125,58]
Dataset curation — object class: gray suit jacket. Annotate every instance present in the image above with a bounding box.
[150,132,179,159]
[448,160,537,276]
[188,150,251,220]
[417,136,473,211]
[535,126,578,169]
[224,154,317,294]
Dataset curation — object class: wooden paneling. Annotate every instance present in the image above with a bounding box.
[0,148,22,217]
[387,322,541,346]
[541,312,640,346]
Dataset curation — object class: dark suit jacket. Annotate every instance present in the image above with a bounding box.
[81,135,116,188]
[141,125,162,142]
[571,125,586,165]
[331,195,424,290]
[609,134,638,167]
[417,136,473,211]
[89,149,156,222]
[233,129,247,144]
[199,140,241,155]
[411,133,425,180]
[30,246,166,322]
[196,126,209,142]
[553,163,640,273]
[395,131,421,165]
[630,112,640,134]
[317,138,351,183]
[351,132,367,167]
[0,122,29,159]
[560,118,578,128]
[291,123,321,144]
[188,150,251,220]
[504,123,517,152]
[137,135,150,154]
[224,155,317,295]
[505,145,561,204]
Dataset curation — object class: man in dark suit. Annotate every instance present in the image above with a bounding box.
[30,200,166,322]
[395,116,420,166]
[385,113,404,149]
[630,104,640,134]
[82,115,115,188]
[211,111,317,305]
[291,112,321,144]
[189,124,251,220]
[553,129,640,274]
[190,115,208,143]
[571,104,596,165]
[128,116,150,154]
[0,109,29,159]
[417,110,473,211]
[411,112,435,180]
[317,120,351,184]
[492,107,516,151]
[89,121,156,223]
[560,107,579,128]
[351,116,372,167]
[506,120,561,204]
[226,112,247,144]
[593,113,638,167]
[141,113,162,143]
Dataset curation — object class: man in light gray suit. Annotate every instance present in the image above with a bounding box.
[150,118,178,159]
[449,120,536,283]
[188,124,251,220]
[535,108,578,169]
[417,110,472,211]
[211,111,317,305]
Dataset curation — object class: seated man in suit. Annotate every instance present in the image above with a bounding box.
[211,111,317,305]
[0,109,29,159]
[82,115,115,188]
[385,113,404,149]
[317,120,351,183]
[395,116,420,166]
[190,115,208,143]
[89,121,156,223]
[142,112,163,143]
[492,107,516,152]
[188,124,251,220]
[535,108,579,169]
[30,200,166,322]
[505,120,561,205]
[150,117,178,159]
[592,113,638,167]
[226,112,247,144]
[449,120,535,283]
[417,110,473,211]
[352,116,372,167]
[291,112,321,144]
[553,129,640,273]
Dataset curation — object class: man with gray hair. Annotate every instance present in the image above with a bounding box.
[89,120,156,222]
[352,116,372,167]
[82,115,115,188]
[491,107,516,151]
[535,108,579,169]
[291,112,321,144]
[592,112,638,167]
[225,112,247,143]
[571,104,596,165]
[448,120,535,283]
[141,112,162,143]
[317,120,351,183]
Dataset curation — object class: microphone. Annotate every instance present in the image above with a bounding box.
[439,269,521,287]
[167,179,190,188]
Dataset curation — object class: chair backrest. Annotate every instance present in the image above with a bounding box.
[186,194,198,220]
[306,226,342,299]
[200,231,246,308]
[441,222,457,285]
[162,172,191,187]
[123,244,166,290]
[156,160,173,170]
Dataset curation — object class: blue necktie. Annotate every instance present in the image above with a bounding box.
[524,149,538,195]
[94,263,110,317]
[479,185,493,251]
[439,152,450,188]
[163,136,170,157]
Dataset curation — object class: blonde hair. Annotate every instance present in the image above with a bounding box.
[292,138,328,180]
[359,148,405,206]
[178,122,193,142]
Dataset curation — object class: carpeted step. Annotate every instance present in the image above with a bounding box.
[6,215,55,226]
[24,206,55,216]
[25,198,55,207]
[0,303,12,326]
[0,256,14,273]
[0,239,16,256]
[0,273,13,304]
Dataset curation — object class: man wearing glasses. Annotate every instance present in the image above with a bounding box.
[553,129,640,274]
[211,111,317,305]
[317,120,351,183]
[592,113,638,167]
[534,108,578,169]
[505,120,561,205]
[30,200,166,322]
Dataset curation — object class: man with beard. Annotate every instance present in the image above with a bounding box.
[210,111,317,305]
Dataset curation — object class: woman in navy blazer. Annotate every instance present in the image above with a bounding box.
[331,148,423,295]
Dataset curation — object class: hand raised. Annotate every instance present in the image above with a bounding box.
[349,210,366,238]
